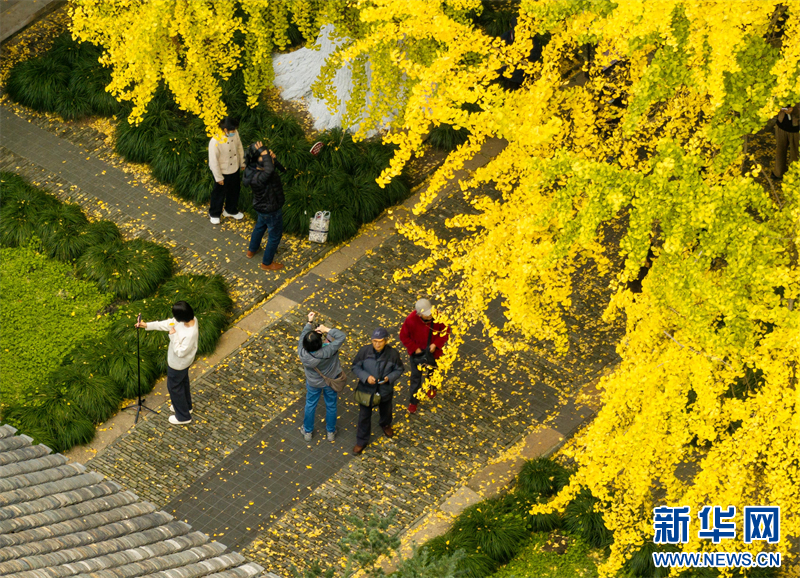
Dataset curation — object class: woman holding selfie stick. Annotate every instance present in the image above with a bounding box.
[135,301,199,425]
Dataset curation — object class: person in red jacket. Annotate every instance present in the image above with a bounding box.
[399,298,450,414]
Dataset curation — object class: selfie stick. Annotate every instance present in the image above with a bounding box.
[122,313,159,423]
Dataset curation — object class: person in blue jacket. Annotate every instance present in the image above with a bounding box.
[297,312,347,442]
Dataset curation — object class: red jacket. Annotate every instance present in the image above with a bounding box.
[399,310,450,359]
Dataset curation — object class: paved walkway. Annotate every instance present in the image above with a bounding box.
[0,103,334,315]
[0,0,62,42]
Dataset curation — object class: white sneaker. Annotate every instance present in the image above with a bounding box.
[169,405,192,414]
[300,427,312,442]
[222,210,244,220]
[327,430,336,442]
[210,216,221,224]
[169,415,192,425]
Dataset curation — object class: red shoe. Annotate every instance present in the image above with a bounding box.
[408,404,417,414]
[426,389,437,399]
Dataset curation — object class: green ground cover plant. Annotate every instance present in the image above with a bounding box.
[0,243,113,408]
[0,173,233,452]
[490,532,601,578]
[6,36,411,244]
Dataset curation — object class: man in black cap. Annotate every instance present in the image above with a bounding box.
[351,327,404,455]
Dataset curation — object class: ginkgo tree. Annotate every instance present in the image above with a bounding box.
[70,0,799,575]
[331,1,799,575]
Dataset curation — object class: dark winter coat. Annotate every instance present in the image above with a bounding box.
[399,310,450,360]
[243,157,286,214]
[351,344,404,399]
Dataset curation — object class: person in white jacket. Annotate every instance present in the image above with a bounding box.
[208,116,245,225]
[135,301,199,425]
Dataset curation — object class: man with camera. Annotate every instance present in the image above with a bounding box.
[298,312,347,442]
[351,328,404,455]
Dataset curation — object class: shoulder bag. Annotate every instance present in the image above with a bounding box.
[313,367,347,393]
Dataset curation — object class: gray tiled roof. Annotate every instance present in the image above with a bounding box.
[0,424,264,578]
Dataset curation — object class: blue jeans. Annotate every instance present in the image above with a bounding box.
[303,382,338,434]
[248,208,283,265]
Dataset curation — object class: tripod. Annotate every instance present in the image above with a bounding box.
[123,314,158,423]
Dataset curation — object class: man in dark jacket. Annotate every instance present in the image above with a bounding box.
[351,327,404,455]
[244,141,286,271]
[399,298,450,414]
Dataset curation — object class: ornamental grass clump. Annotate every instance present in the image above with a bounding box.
[77,238,174,300]
[448,499,530,564]
[421,533,497,578]
[37,203,90,262]
[3,389,95,453]
[516,457,573,498]
[497,491,562,533]
[0,174,59,247]
[562,488,614,549]
[427,123,470,151]
[70,332,164,399]
[5,34,119,120]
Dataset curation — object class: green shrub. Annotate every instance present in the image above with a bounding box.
[115,93,183,163]
[5,34,118,120]
[421,534,498,578]
[0,178,59,247]
[428,123,470,151]
[498,492,562,533]
[70,332,164,398]
[563,489,614,548]
[173,159,215,205]
[517,457,572,498]
[350,173,384,223]
[55,364,121,423]
[620,542,678,578]
[150,125,205,184]
[38,203,90,262]
[83,219,123,246]
[3,390,95,453]
[5,57,70,112]
[449,499,530,564]
[77,238,174,300]
[69,59,120,117]
[0,244,113,407]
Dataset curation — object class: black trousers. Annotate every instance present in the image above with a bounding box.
[167,366,192,422]
[356,393,393,446]
[209,170,240,218]
[409,355,436,404]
